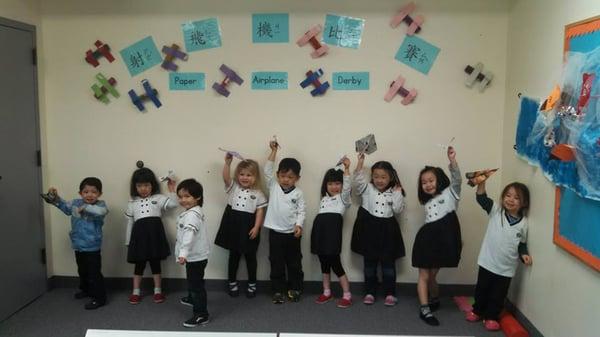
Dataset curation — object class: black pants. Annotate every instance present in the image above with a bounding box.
[472,266,512,320]
[364,257,396,296]
[134,259,161,275]
[186,260,209,316]
[269,230,303,293]
[318,254,346,277]
[228,250,257,283]
[75,251,106,303]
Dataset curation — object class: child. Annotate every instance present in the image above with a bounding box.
[466,181,532,331]
[44,177,108,310]
[125,165,178,304]
[214,154,267,298]
[350,153,406,306]
[175,179,210,328]
[412,146,462,326]
[264,140,306,304]
[311,157,353,308]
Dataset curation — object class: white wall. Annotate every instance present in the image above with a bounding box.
[40,0,510,283]
[0,0,40,26]
[503,1,600,336]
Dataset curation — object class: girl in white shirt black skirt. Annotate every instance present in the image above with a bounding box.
[311,157,352,308]
[351,153,406,307]
[125,165,178,305]
[175,179,210,328]
[214,154,267,298]
[412,146,462,326]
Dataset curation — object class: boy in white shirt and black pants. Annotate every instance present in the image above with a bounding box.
[264,140,306,304]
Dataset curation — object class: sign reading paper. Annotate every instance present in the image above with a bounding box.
[169,73,205,91]
[252,14,289,43]
[395,35,440,75]
[332,72,369,90]
[119,36,162,77]
[182,18,222,52]
[323,14,365,49]
[251,72,288,90]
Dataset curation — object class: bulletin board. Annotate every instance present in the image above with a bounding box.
[553,15,600,272]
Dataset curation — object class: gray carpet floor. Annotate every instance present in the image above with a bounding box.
[0,288,500,337]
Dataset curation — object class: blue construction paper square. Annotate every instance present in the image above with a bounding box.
[251,72,288,90]
[169,72,205,91]
[323,14,365,49]
[395,35,440,75]
[332,72,369,90]
[119,36,162,77]
[252,14,289,43]
[182,18,222,52]
[559,187,600,257]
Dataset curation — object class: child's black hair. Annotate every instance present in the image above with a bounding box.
[501,182,530,216]
[371,161,406,196]
[417,166,450,204]
[278,157,301,176]
[320,168,344,197]
[177,179,204,207]
[130,167,160,197]
[79,177,102,193]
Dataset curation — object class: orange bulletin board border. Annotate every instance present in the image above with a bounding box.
[553,15,600,272]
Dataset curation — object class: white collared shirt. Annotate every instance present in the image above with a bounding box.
[424,187,459,223]
[225,181,267,213]
[175,206,209,262]
[124,193,178,244]
[353,169,405,218]
[318,175,351,215]
[263,160,306,233]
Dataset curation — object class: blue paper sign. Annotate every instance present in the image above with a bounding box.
[182,18,222,52]
[251,72,288,90]
[252,13,289,43]
[332,72,369,90]
[119,36,162,77]
[395,35,440,75]
[559,187,600,257]
[322,14,365,49]
[169,73,205,91]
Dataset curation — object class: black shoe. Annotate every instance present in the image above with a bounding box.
[84,299,105,310]
[74,291,89,299]
[180,296,193,307]
[419,312,440,326]
[272,292,285,304]
[287,290,301,302]
[228,282,239,297]
[183,314,209,328]
[429,299,441,312]
[246,283,257,298]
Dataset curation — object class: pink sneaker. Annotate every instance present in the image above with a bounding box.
[128,294,141,305]
[363,294,375,305]
[315,294,333,304]
[484,320,500,331]
[153,293,166,303]
[336,297,352,308]
[465,311,481,322]
[384,295,398,306]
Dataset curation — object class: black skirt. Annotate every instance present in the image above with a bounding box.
[412,211,462,268]
[214,205,260,254]
[351,207,405,260]
[127,216,171,263]
[311,213,343,255]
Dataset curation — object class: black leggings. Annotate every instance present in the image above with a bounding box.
[134,260,162,275]
[318,254,346,277]
[228,251,257,283]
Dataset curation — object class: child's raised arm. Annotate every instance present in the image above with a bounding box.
[341,157,352,206]
[475,181,493,214]
[352,153,368,195]
[264,141,278,189]
[448,146,462,196]
[223,153,233,188]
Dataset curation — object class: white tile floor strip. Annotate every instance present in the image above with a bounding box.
[86,330,276,337]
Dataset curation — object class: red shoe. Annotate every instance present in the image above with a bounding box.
[484,320,500,331]
[336,297,352,308]
[315,294,333,304]
[153,293,166,303]
[128,294,141,305]
[465,311,481,322]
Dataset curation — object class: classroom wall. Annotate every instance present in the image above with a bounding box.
[503,1,600,336]
[39,0,511,283]
[0,0,40,26]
